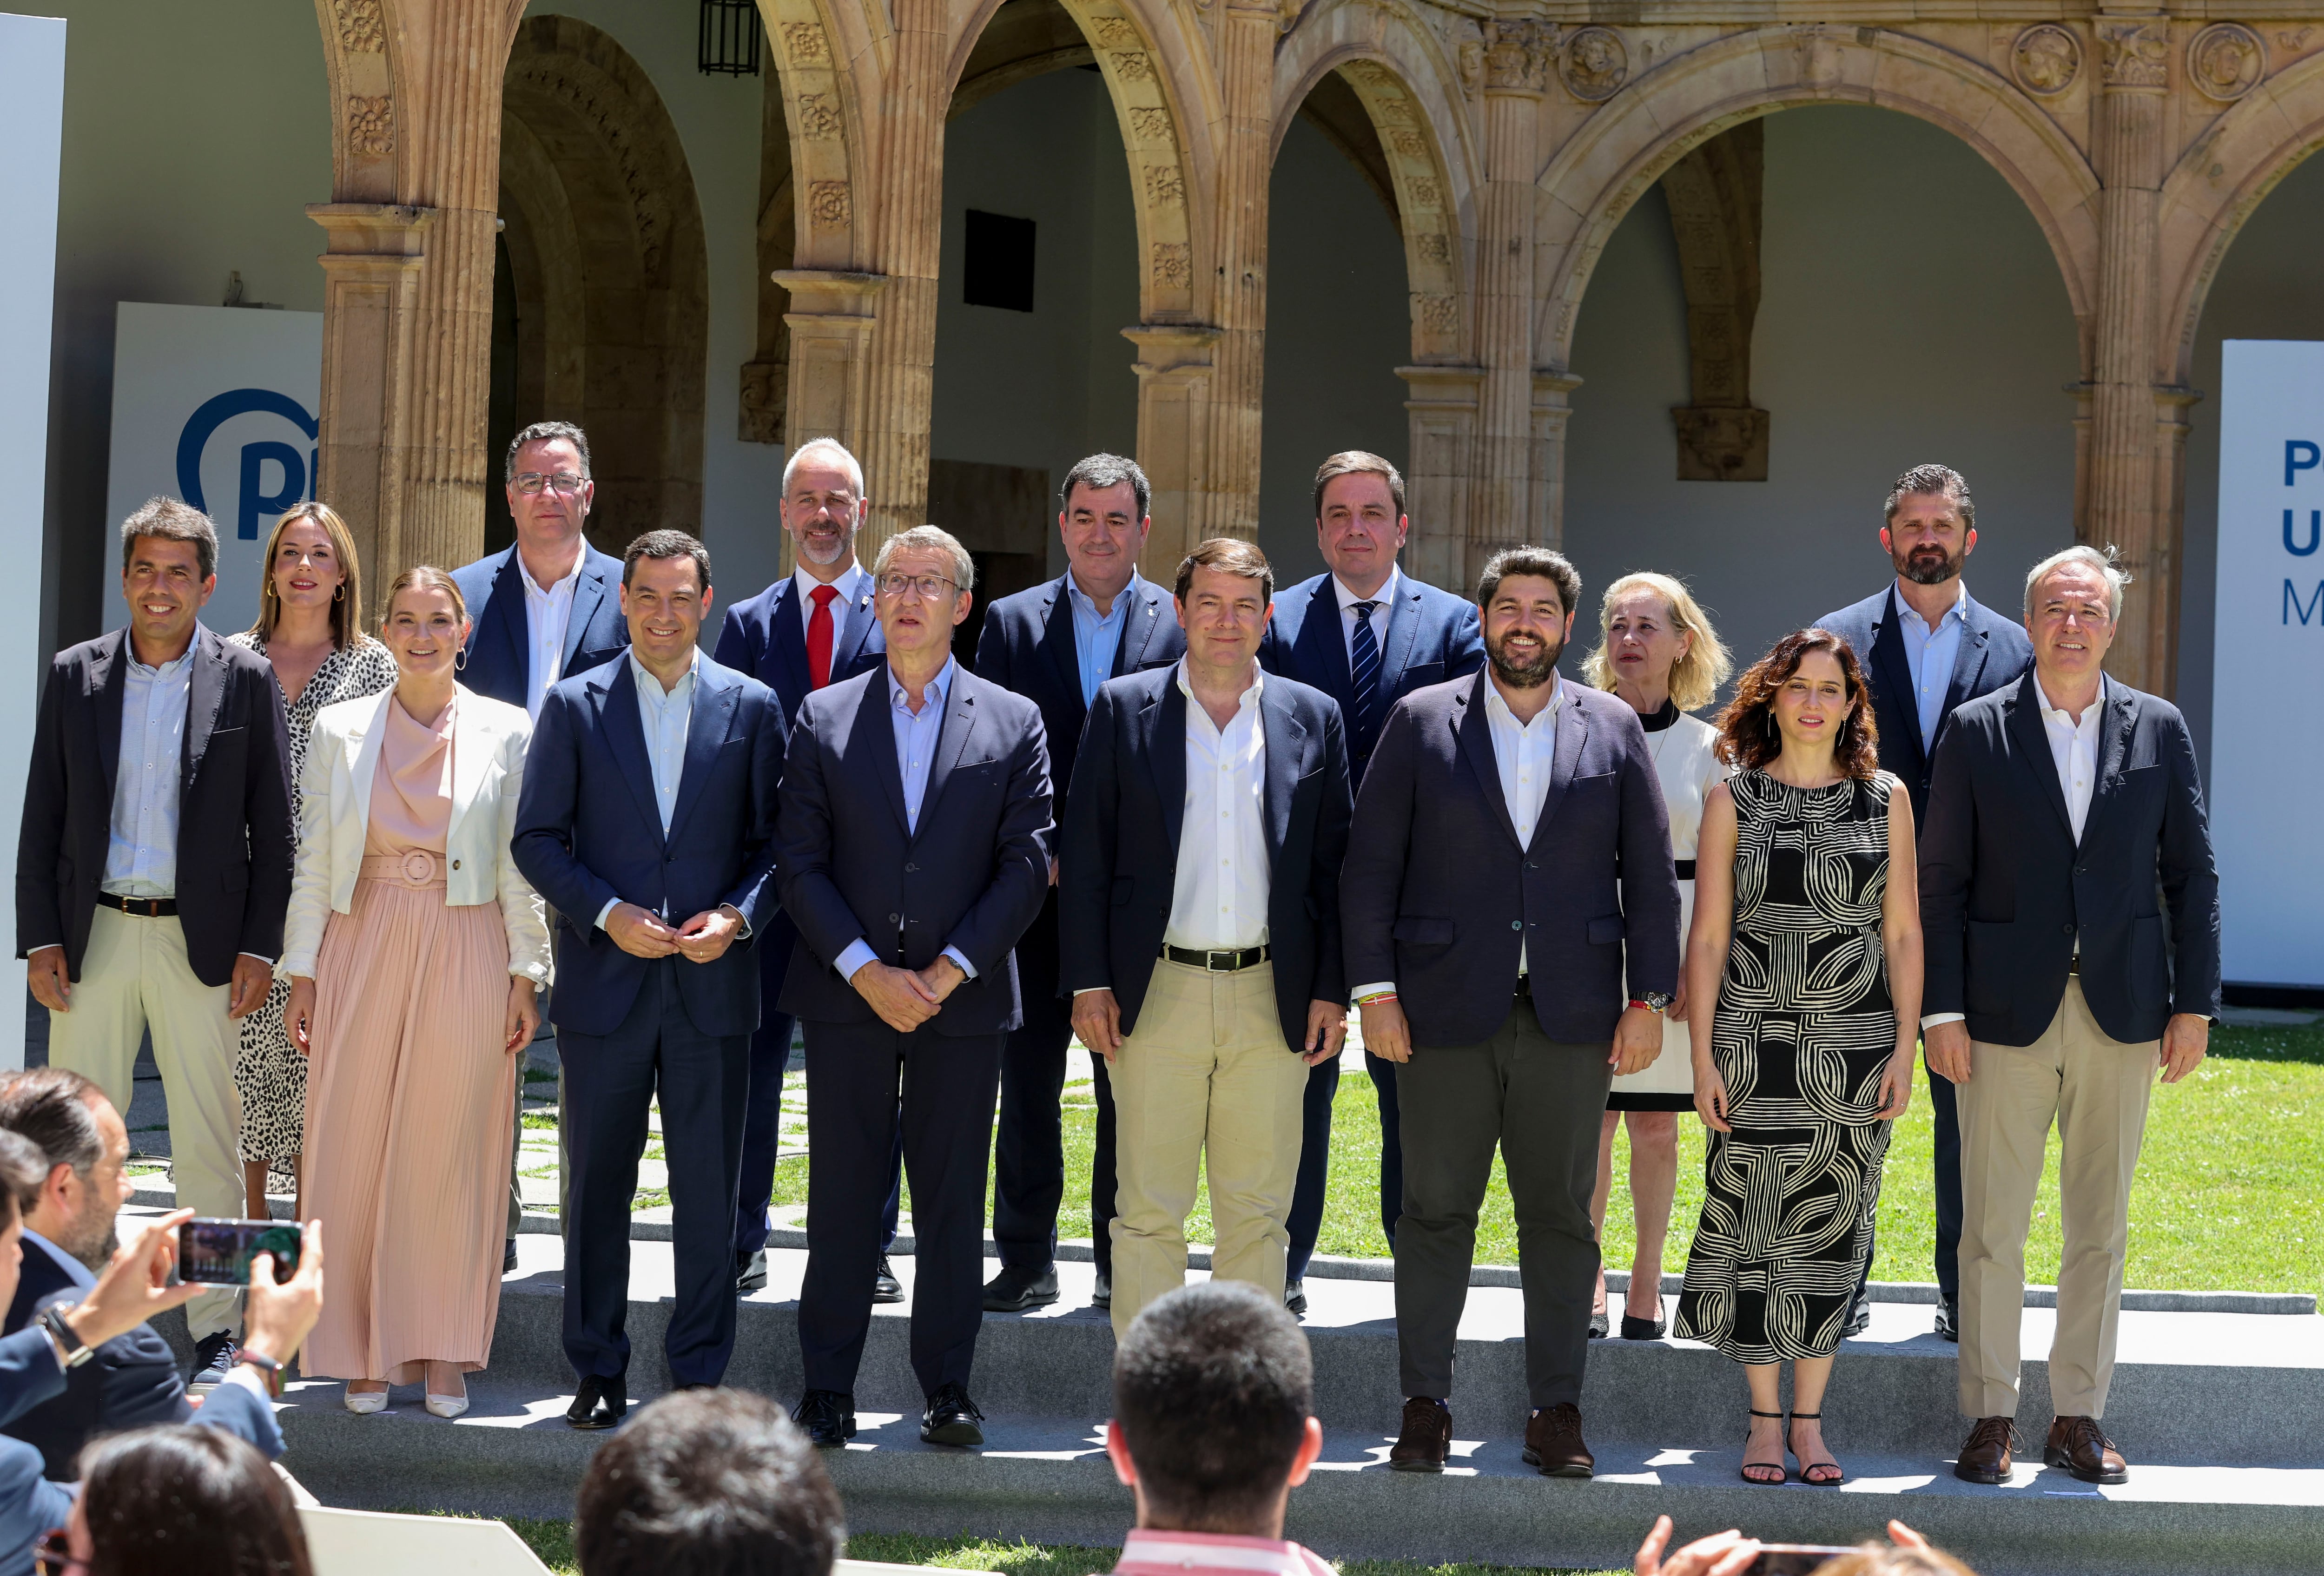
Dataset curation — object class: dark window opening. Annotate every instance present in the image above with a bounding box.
[962,209,1037,313]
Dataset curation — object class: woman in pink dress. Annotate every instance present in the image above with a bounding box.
[282,566,551,1417]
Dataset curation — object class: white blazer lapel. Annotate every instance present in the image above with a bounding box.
[444,684,493,845]
[346,689,394,852]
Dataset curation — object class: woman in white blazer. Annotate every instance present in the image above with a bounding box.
[284,565,550,1418]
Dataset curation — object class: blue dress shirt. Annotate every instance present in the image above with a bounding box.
[593,651,711,932]
[1895,580,1967,757]
[102,646,193,897]
[1068,571,1137,709]
[832,659,978,985]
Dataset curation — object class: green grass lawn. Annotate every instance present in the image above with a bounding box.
[757,1019,2323,1293]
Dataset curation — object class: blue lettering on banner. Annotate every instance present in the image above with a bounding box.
[2290,511,2323,555]
[173,388,321,539]
[2289,580,2324,626]
[2287,440,2321,486]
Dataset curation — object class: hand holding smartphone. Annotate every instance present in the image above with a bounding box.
[177,1219,306,1286]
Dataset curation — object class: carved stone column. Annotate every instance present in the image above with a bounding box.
[310,205,427,607]
[1471,20,1552,584]
[773,269,887,575]
[1202,0,1281,541]
[1662,121,1769,482]
[1124,325,1221,577]
[1531,372,1583,552]
[2085,15,2172,690]
[1397,366,1483,590]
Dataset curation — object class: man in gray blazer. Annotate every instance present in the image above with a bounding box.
[1342,547,1680,1480]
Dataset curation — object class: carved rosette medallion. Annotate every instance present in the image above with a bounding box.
[2096,19,2168,88]
[808,181,851,230]
[334,0,385,53]
[796,93,842,139]
[2011,25,2081,98]
[2188,23,2266,101]
[1561,27,1629,103]
[1151,243,1192,289]
[346,95,395,157]
[1143,165,1186,205]
[780,22,830,66]
[1109,51,1156,82]
[1129,107,1172,140]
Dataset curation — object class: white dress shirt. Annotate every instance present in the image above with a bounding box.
[1163,660,1271,952]
[592,650,697,931]
[1894,579,1967,757]
[1333,566,1402,666]
[793,562,872,641]
[103,646,193,898]
[834,659,977,984]
[520,549,586,720]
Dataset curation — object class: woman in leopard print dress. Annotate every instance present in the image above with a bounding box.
[229,504,397,1217]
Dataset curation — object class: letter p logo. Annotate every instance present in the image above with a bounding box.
[2287,440,2321,487]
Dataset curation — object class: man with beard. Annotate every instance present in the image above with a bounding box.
[1815,462,2031,1343]
[1342,548,1678,1478]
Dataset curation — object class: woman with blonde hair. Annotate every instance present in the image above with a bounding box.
[229,504,397,1220]
[285,566,550,1417]
[1578,571,1732,1342]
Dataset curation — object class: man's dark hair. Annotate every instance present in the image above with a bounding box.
[1173,537,1273,606]
[1061,453,1151,522]
[1311,450,1406,520]
[0,1068,105,1212]
[0,1130,47,1226]
[623,529,712,593]
[119,497,219,583]
[576,1390,844,1576]
[1883,462,1974,529]
[79,1425,314,1576]
[1112,1281,1313,1532]
[1477,546,1581,620]
[506,420,594,484]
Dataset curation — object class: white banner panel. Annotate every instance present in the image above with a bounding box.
[104,302,323,639]
[0,14,67,1073]
[2212,340,2324,989]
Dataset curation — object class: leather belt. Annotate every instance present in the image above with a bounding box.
[97,893,176,919]
[1673,859,1697,881]
[358,850,445,889]
[1160,943,1271,972]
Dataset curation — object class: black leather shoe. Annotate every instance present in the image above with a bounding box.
[567,1375,627,1431]
[736,1249,768,1294]
[503,1239,519,1275]
[1092,1268,1112,1310]
[1587,1309,1610,1339]
[190,1332,239,1391]
[873,1255,905,1304]
[920,1382,985,1447]
[1284,1279,1307,1317]
[793,1389,857,1448]
[1842,1289,1872,1337]
[1934,1297,1959,1342]
[1620,1299,1666,1341]
[983,1264,1059,1312]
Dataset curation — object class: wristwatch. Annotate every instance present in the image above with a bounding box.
[39,1306,93,1369]
[1630,992,1674,1014]
[235,1347,284,1398]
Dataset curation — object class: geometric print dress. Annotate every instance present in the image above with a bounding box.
[1673,768,1901,1362]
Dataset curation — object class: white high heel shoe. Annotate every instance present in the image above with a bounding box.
[344,1386,388,1415]
[424,1391,470,1419]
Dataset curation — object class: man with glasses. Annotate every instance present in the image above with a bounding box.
[715,439,891,1299]
[777,528,1052,1451]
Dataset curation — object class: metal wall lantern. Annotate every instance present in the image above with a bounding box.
[699,0,762,76]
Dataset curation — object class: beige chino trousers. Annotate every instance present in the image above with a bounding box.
[1957,976,2156,1421]
[1108,959,1307,1339]
[46,906,245,1339]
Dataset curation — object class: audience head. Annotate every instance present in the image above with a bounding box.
[1107,1280,1323,1536]
[0,1067,129,1271]
[1058,454,1152,603]
[575,1389,844,1576]
[872,525,975,663]
[0,1128,51,1312]
[1173,539,1274,679]
[251,502,365,647]
[69,1425,313,1576]
[379,566,470,687]
[783,438,869,574]
[1583,571,1731,713]
[621,530,715,676]
[1810,1544,1979,1576]
[119,498,220,654]
[504,421,596,555]
[1476,547,1580,691]
[2022,544,2126,686]
[1717,628,1878,776]
[1311,452,1408,598]
[1880,463,1976,588]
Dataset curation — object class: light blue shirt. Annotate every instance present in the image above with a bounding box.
[1894,580,1967,757]
[593,650,706,932]
[103,645,194,898]
[1068,571,1138,709]
[834,659,977,986]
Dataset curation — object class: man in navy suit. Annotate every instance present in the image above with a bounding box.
[513,531,786,1430]
[1257,452,1484,1312]
[713,438,889,1298]
[972,454,1184,1315]
[779,528,1051,1452]
[1813,462,2032,1341]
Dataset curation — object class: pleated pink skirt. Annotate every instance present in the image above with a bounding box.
[300,872,515,1382]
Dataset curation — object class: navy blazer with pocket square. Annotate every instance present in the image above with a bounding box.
[1058,666,1353,1054]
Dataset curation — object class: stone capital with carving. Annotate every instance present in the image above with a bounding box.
[2095,17,2168,89]
[1478,19,1554,96]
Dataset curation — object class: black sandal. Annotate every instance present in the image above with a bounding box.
[1788,1411,1845,1485]
[1741,1409,1786,1485]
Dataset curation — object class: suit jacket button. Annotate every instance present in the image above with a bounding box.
[906,863,918,872]
[2061,923,2074,934]
[1511,921,1522,931]
[889,913,902,925]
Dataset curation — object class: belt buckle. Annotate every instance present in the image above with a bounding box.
[398,850,439,885]
[1207,949,1234,972]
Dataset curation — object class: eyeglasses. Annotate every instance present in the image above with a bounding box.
[511,471,588,496]
[878,573,959,600]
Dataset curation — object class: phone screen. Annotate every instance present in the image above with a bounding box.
[178,1219,304,1286]
[1747,1547,1858,1576]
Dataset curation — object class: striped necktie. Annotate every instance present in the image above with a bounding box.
[1350,600,1384,762]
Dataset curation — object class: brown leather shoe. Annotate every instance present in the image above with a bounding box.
[1388,1397,1451,1472]
[1954,1415,2016,1484]
[1522,1402,1594,1478]
[2045,1416,2128,1484]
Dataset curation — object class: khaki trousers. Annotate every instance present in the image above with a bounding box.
[46,907,245,1338]
[1108,960,1307,1339]
[1957,977,2155,1420]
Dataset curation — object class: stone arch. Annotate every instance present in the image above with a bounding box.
[499,15,709,549]
[1532,26,2101,375]
[757,0,870,271]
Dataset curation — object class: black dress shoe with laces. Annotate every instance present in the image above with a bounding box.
[792,1389,857,1447]
[736,1248,769,1293]
[190,1332,239,1391]
[567,1375,627,1431]
[1283,1279,1307,1317]
[920,1382,985,1447]
[1934,1297,1959,1342]
[1092,1268,1112,1310]
[873,1255,905,1304]
[983,1264,1059,1312]
[503,1238,520,1275]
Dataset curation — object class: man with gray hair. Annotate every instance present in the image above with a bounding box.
[776,525,1053,1451]
[1920,543,2218,1489]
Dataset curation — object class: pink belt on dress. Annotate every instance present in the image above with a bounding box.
[357,851,447,890]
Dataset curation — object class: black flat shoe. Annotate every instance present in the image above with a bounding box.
[873,1254,905,1304]
[793,1388,857,1448]
[920,1382,984,1447]
[736,1248,768,1294]
[1587,1308,1610,1339]
[1092,1268,1112,1310]
[567,1375,627,1431]
[1619,1309,1666,1341]
[983,1264,1059,1312]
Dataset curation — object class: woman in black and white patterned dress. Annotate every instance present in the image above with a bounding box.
[1674,628,1922,1489]
[229,503,397,1218]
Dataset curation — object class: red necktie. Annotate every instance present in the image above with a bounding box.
[806,583,840,689]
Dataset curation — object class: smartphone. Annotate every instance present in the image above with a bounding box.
[1746,1547,1858,1576]
[178,1219,304,1286]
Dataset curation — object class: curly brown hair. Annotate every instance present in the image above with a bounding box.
[1714,627,1881,777]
